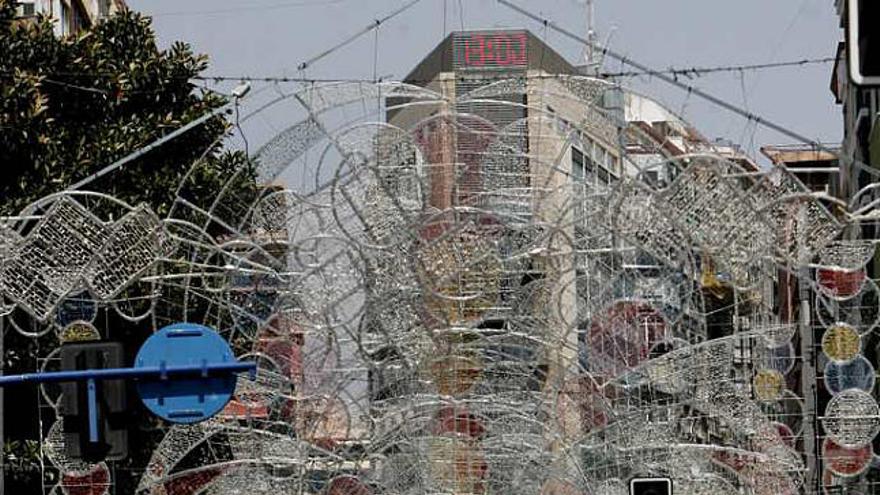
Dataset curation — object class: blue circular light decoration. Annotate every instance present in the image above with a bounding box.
[767,343,796,375]
[824,355,876,395]
[56,290,97,327]
[135,323,237,424]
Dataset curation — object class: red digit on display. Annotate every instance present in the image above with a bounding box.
[494,34,511,65]
[465,34,484,67]
[484,36,495,65]
[511,33,527,65]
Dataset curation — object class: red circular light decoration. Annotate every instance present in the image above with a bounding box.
[818,268,866,300]
[576,376,610,432]
[771,421,797,448]
[432,406,486,439]
[822,437,872,477]
[712,449,748,473]
[324,476,372,495]
[587,300,667,377]
[61,464,110,495]
[162,468,226,495]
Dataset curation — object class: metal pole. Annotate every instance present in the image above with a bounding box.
[67,102,236,191]
[0,361,257,387]
[585,0,595,66]
[799,261,819,490]
[0,361,256,446]
[86,379,98,443]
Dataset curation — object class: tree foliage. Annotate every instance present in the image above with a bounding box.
[0,2,259,491]
[0,0,255,216]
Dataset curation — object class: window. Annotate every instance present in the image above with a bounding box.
[572,146,589,232]
[584,151,595,175]
[60,3,69,35]
[668,164,680,183]
[17,1,35,16]
[597,167,610,185]
[571,147,585,181]
[71,3,89,32]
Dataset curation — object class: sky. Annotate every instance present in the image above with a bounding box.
[127,0,844,162]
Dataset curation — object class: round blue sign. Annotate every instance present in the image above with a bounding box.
[135,323,237,424]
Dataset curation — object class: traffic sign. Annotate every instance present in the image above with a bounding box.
[0,322,256,460]
[135,323,242,424]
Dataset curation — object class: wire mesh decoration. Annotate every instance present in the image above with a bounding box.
[1,72,879,495]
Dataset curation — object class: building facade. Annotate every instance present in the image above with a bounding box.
[832,0,880,202]
[14,0,126,36]
[370,29,787,493]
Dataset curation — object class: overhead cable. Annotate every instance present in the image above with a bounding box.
[497,0,817,146]
[601,57,836,79]
[149,0,346,17]
[295,0,425,72]
[1,58,838,88]
[496,0,880,178]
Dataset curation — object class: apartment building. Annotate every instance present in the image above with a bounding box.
[14,0,126,36]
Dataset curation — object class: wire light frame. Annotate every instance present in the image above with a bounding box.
[1,73,878,494]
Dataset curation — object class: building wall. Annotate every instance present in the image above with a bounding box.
[386,33,696,388]
[388,62,622,374]
[524,71,622,376]
[15,0,126,36]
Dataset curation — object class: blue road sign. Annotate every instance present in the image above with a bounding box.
[0,323,256,451]
[136,323,242,424]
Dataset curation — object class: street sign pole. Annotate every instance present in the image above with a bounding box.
[0,360,256,444]
[0,323,256,462]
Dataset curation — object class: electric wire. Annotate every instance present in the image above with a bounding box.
[40,78,107,95]
[295,0,425,72]
[600,57,836,79]
[3,2,853,179]
[0,57,839,92]
[21,1,425,194]
[148,0,347,18]
[496,0,878,178]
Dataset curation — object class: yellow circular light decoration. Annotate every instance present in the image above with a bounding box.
[60,320,100,343]
[426,353,483,397]
[427,436,487,493]
[753,369,785,401]
[416,228,502,325]
[822,324,861,362]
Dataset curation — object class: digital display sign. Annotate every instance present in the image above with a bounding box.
[454,31,528,69]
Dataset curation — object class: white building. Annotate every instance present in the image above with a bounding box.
[15,0,126,36]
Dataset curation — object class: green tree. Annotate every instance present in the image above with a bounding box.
[0,2,258,492]
[0,0,255,216]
